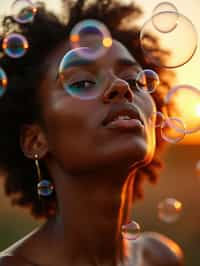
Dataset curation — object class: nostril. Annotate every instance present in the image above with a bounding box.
[125,90,133,101]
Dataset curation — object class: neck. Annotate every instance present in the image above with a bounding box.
[48,162,136,266]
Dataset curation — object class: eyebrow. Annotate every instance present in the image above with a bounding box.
[60,57,141,70]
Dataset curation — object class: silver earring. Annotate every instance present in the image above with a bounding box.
[34,154,54,197]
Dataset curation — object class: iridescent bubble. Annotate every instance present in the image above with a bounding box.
[160,117,185,143]
[0,68,8,97]
[136,69,160,94]
[140,13,198,68]
[37,180,54,197]
[121,221,141,240]
[149,111,165,128]
[2,33,29,58]
[70,19,112,60]
[158,198,182,223]
[11,0,37,24]
[164,85,200,134]
[58,48,105,100]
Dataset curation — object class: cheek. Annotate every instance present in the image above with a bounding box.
[42,96,98,171]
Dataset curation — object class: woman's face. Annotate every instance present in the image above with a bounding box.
[38,37,156,175]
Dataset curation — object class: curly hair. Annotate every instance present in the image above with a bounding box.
[0,0,173,219]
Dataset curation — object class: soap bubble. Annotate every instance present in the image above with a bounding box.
[11,0,37,24]
[136,69,160,94]
[149,111,165,128]
[70,19,112,60]
[2,33,29,58]
[152,2,179,33]
[160,117,185,143]
[140,13,198,68]
[37,180,54,197]
[58,48,105,100]
[164,85,200,134]
[0,68,8,97]
[152,2,178,15]
[121,221,141,240]
[158,198,182,223]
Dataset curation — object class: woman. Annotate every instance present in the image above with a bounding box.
[0,0,183,265]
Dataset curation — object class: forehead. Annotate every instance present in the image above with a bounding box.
[45,38,139,78]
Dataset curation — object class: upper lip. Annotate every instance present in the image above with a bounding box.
[102,104,144,126]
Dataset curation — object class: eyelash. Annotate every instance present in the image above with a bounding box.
[67,76,143,94]
[69,80,96,89]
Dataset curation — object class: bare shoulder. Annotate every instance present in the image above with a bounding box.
[128,232,184,266]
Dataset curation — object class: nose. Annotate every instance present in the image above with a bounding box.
[103,78,134,103]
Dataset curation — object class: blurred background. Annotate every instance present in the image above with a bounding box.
[0,0,200,266]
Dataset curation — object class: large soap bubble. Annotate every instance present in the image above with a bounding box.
[140,12,198,68]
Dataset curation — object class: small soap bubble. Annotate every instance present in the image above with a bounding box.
[149,111,165,128]
[152,2,179,33]
[140,13,198,68]
[153,2,178,15]
[158,198,182,223]
[0,68,8,97]
[58,48,104,100]
[160,117,185,143]
[11,0,37,24]
[136,69,160,94]
[121,221,141,240]
[37,180,54,197]
[70,19,112,60]
[164,85,200,134]
[2,33,29,58]
[152,11,179,34]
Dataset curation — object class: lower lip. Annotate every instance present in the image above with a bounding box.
[105,119,144,129]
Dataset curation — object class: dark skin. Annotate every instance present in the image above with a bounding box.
[0,38,183,266]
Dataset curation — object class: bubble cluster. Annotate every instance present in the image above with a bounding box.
[11,0,37,24]
[136,69,160,94]
[140,13,198,68]
[160,117,185,143]
[164,85,200,134]
[2,33,29,58]
[121,221,141,240]
[70,19,112,60]
[0,68,8,97]
[158,198,182,223]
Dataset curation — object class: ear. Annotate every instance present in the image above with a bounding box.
[20,124,49,159]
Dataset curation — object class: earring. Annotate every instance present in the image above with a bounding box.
[34,154,54,197]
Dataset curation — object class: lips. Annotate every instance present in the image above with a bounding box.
[102,104,144,129]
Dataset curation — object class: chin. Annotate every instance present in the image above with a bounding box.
[101,137,153,171]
